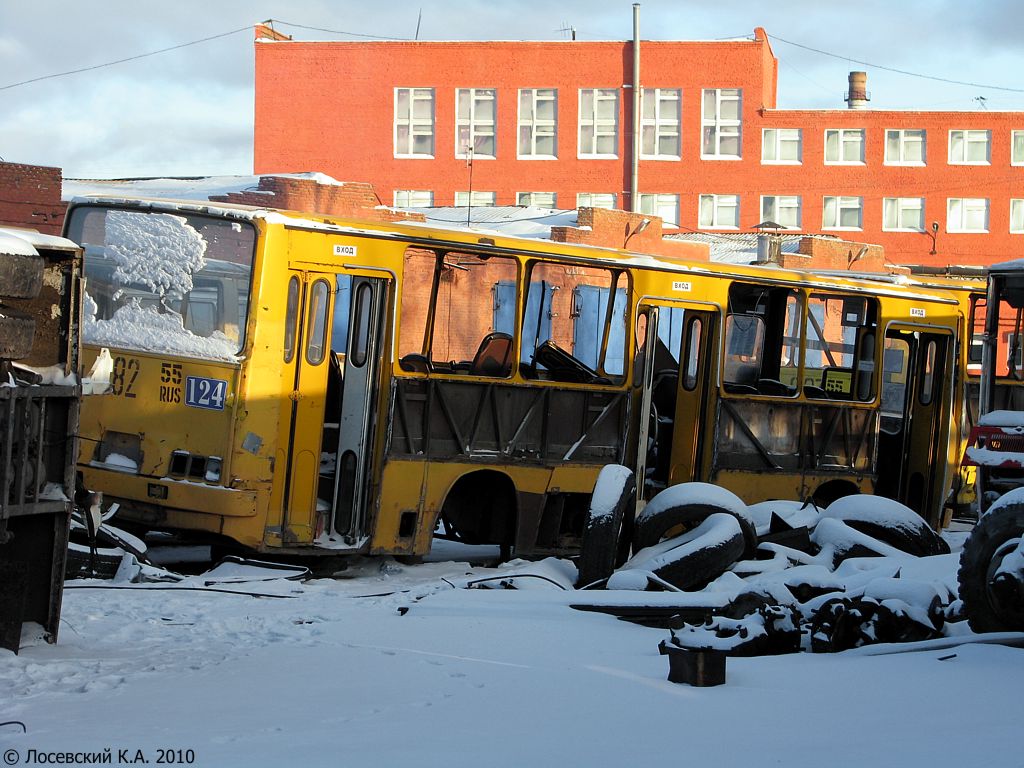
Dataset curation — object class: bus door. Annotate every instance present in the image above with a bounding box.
[328,275,389,544]
[635,302,717,498]
[876,325,953,526]
[282,270,389,546]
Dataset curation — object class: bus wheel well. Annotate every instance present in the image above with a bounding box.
[811,480,859,508]
[440,470,517,548]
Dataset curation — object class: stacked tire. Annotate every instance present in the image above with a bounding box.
[0,243,44,359]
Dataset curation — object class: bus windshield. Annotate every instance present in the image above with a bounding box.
[67,205,256,360]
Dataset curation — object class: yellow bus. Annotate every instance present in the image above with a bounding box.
[629,265,963,530]
[66,197,964,560]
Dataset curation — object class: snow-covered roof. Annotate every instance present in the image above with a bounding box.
[62,173,352,204]
[0,226,80,255]
[403,205,578,239]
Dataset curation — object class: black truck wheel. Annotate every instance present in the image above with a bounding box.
[0,307,36,360]
[0,251,44,300]
[576,465,636,588]
[958,502,1024,633]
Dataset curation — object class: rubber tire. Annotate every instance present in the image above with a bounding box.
[824,498,950,557]
[0,307,35,360]
[576,466,636,588]
[65,543,124,579]
[649,514,746,591]
[958,503,1024,633]
[0,251,44,300]
[634,501,758,559]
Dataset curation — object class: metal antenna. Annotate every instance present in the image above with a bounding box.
[415,8,422,40]
[975,95,988,109]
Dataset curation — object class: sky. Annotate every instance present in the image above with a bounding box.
[2,0,1023,179]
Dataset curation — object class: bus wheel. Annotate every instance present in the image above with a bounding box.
[958,502,1024,633]
[634,484,757,558]
[576,465,635,588]
[823,495,950,557]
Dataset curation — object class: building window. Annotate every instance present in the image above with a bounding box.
[947,198,989,233]
[882,197,925,232]
[576,193,616,209]
[394,190,433,207]
[823,196,863,230]
[701,88,742,159]
[698,194,740,229]
[949,130,991,165]
[762,129,802,164]
[884,129,926,165]
[517,191,557,207]
[394,88,435,157]
[1013,131,1024,166]
[639,193,679,225]
[641,89,681,159]
[518,89,557,159]
[760,195,801,229]
[456,88,496,159]
[1011,200,1024,233]
[454,191,496,207]
[578,89,618,158]
[824,129,865,164]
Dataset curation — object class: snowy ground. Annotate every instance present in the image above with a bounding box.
[2,534,1023,768]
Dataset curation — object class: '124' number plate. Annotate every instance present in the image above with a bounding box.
[185,376,228,411]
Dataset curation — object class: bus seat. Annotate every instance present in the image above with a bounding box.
[470,332,513,377]
[399,353,432,373]
[757,378,792,396]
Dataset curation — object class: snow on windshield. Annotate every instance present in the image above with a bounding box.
[75,208,254,362]
[106,210,207,298]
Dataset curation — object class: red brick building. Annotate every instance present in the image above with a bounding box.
[0,162,65,235]
[254,24,1024,268]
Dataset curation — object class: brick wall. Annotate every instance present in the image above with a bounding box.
[208,176,425,224]
[0,162,65,234]
[552,207,710,261]
[791,237,889,272]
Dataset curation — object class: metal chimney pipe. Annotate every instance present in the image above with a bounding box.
[845,71,869,110]
[630,3,641,212]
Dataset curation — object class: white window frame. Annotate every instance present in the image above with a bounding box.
[393,190,433,207]
[576,193,617,210]
[578,89,619,159]
[761,128,802,165]
[948,129,991,165]
[946,197,989,233]
[640,88,681,160]
[1011,199,1024,234]
[884,129,926,166]
[882,197,925,232]
[455,88,496,160]
[638,193,679,226]
[517,191,557,208]
[823,196,863,231]
[701,88,742,160]
[394,88,435,158]
[517,89,558,159]
[1013,130,1024,166]
[824,129,865,165]
[698,194,740,229]
[760,195,801,230]
[454,191,496,207]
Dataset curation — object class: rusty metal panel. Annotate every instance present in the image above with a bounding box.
[714,399,877,475]
[389,378,628,465]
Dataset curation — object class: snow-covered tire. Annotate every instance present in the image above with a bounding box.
[576,465,635,588]
[647,513,746,590]
[958,502,1024,633]
[823,495,949,558]
[0,307,35,360]
[635,485,757,558]
[65,542,124,579]
[0,252,43,300]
